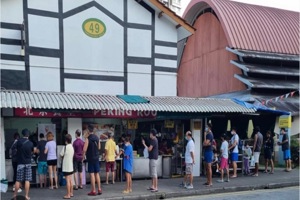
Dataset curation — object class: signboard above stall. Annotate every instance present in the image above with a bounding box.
[14,108,157,119]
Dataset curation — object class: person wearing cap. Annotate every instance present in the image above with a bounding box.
[73,129,84,190]
[82,125,102,196]
[142,129,159,192]
[13,129,34,200]
[217,134,229,183]
[104,132,117,184]
[184,131,195,189]
[277,128,292,172]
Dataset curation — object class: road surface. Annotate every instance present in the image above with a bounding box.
[169,186,299,200]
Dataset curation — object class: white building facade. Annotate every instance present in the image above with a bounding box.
[0,0,196,181]
[1,0,193,96]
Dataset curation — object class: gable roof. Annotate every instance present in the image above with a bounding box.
[183,0,300,55]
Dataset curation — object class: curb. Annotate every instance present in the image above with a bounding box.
[105,181,299,200]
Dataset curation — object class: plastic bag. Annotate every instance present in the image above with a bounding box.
[250,156,255,167]
[0,179,8,193]
[143,148,149,158]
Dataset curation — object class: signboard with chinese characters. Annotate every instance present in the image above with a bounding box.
[164,120,174,128]
[14,108,157,119]
[127,120,138,129]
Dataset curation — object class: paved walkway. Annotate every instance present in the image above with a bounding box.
[2,168,299,200]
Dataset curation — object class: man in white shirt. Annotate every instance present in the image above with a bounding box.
[218,134,229,183]
[184,131,195,189]
[228,127,239,178]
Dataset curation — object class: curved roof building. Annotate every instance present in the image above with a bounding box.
[178,0,299,115]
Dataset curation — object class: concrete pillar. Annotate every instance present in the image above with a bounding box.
[190,119,202,177]
[0,118,6,179]
[67,118,82,142]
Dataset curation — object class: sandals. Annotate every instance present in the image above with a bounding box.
[123,190,130,194]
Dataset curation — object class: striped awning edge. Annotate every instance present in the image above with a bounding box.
[0,90,256,113]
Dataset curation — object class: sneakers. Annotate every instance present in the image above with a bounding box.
[216,169,220,173]
[186,184,193,189]
[225,179,230,182]
[13,188,22,193]
[179,182,186,187]
[217,179,224,183]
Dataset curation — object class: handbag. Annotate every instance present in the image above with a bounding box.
[250,156,255,167]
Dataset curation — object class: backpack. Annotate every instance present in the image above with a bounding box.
[238,138,243,150]
[9,141,18,162]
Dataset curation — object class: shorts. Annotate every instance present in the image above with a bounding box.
[264,149,273,160]
[149,159,158,178]
[253,152,260,163]
[204,151,213,163]
[283,149,291,160]
[88,161,100,173]
[185,163,193,175]
[47,159,57,166]
[16,164,32,182]
[220,157,228,169]
[63,171,73,176]
[38,161,48,175]
[231,153,239,162]
[73,160,83,173]
[106,161,115,172]
[124,169,132,175]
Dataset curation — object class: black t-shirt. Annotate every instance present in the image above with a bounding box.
[149,137,158,160]
[37,140,47,162]
[17,138,34,165]
[86,134,100,162]
[282,134,289,151]
[264,137,274,152]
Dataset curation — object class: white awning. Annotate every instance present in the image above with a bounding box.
[0,90,256,113]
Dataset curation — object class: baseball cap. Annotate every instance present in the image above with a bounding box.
[22,129,30,137]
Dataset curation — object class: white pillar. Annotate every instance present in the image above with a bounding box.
[190,119,202,177]
[0,118,6,179]
[67,118,82,142]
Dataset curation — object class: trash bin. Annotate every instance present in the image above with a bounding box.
[162,155,172,178]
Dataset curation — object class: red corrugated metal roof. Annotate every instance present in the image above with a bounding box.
[184,0,300,55]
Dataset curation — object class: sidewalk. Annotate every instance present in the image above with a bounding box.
[2,168,299,200]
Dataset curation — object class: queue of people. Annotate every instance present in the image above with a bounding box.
[9,124,292,199]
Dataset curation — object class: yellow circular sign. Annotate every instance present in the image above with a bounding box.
[82,18,106,38]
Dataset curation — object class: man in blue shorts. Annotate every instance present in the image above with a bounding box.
[83,125,102,196]
[277,128,292,172]
[203,124,214,186]
[228,127,239,178]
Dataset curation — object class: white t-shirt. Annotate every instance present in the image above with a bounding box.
[220,140,229,159]
[185,139,195,164]
[45,140,57,160]
[60,144,74,173]
[231,134,239,153]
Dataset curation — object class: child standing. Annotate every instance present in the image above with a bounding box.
[243,142,252,175]
[217,134,229,183]
[118,137,133,194]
